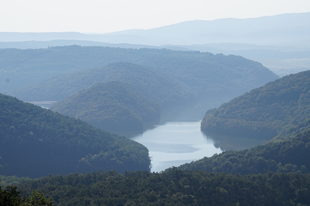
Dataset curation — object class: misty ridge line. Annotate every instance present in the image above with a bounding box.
[0,12,309,46]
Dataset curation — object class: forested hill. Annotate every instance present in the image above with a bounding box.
[3,46,278,101]
[0,93,150,178]
[50,81,160,133]
[201,70,310,139]
[11,62,192,107]
[179,121,310,175]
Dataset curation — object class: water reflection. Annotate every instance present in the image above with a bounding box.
[28,101,57,109]
[131,122,222,172]
[203,132,266,151]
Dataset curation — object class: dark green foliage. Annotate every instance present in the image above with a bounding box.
[17,169,310,206]
[273,118,310,142]
[0,185,53,206]
[201,70,310,139]
[179,126,310,175]
[0,186,22,206]
[50,81,160,133]
[0,93,150,178]
[26,190,54,206]
[5,46,278,103]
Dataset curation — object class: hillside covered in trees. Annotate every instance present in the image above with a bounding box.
[179,119,310,174]
[0,186,54,206]
[0,93,150,178]
[4,47,278,113]
[16,169,310,206]
[50,81,160,133]
[3,46,278,125]
[5,118,310,205]
[201,70,310,139]
[2,46,278,97]
[40,62,194,131]
[16,62,192,108]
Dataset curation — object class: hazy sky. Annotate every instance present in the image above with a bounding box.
[1,0,310,33]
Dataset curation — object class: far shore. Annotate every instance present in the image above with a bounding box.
[28,101,57,105]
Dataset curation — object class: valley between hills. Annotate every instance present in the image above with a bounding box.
[1,12,310,206]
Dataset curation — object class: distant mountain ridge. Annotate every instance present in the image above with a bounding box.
[1,12,309,46]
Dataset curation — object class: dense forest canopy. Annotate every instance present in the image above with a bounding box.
[50,81,160,133]
[201,70,310,139]
[16,169,310,206]
[0,185,54,206]
[0,93,150,178]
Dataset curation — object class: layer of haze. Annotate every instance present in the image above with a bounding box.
[2,0,310,33]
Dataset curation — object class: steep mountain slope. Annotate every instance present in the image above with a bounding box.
[0,93,150,178]
[201,70,310,139]
[50,81,160,133]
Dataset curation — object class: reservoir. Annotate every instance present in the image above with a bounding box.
[33,101,265,172]
[131,121,266,172]
[131,121,222,172]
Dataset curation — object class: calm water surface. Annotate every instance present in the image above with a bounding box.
[35,101,263,172]
[131,122,222,172]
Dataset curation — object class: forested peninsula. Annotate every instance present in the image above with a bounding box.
[201,70,310,140]
[50,81,160,133]
[0,93,150,178]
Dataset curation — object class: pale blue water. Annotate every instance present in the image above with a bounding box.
[131,121,222,172]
